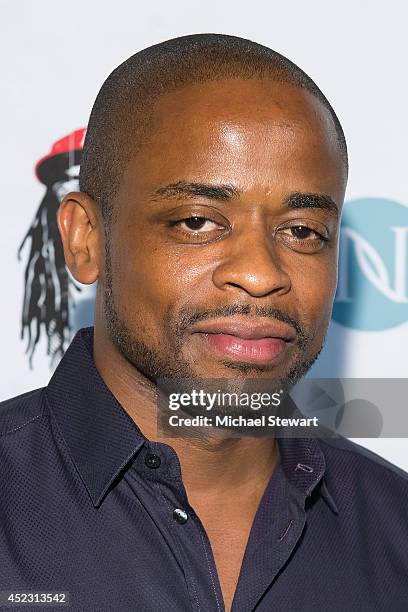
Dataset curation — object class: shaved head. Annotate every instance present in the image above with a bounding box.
[79,33,348,227]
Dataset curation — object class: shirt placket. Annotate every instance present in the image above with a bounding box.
[126,441,225,612]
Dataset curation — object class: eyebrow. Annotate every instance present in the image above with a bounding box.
[150,181,339,219]
[151,181,239,202]
[283,192,339,219]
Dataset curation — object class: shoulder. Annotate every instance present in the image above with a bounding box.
[319,435,408,480]
[318,436,408,511]
[0,388,47,438]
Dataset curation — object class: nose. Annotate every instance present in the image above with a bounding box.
[212,225,291,298]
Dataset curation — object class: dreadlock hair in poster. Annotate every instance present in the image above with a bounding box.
[18,129,85,367]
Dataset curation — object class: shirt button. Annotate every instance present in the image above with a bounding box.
[145,454,161,469]
[173,508,188,524]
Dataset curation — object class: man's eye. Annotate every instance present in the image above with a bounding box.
[277,224,330,252]
[166,213,228,244]
[282,226,321,240]
[177,216,222,232]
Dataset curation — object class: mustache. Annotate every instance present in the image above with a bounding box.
[176,303,307,345]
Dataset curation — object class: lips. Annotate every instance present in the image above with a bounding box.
[192,318,296,364]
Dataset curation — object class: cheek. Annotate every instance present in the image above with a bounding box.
[110,232,212,327]
[290,259,337,335]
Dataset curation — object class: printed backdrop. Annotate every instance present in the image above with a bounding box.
[1,1,407,467]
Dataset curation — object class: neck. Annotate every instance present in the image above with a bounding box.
[93,321,279,500]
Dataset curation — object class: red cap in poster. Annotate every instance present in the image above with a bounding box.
[34,128,86,180]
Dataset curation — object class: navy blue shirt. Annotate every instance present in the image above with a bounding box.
[1,327,408,611]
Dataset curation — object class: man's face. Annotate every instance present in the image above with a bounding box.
[102,78,346,388]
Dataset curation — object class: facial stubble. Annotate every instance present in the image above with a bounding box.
[102,243,326,400]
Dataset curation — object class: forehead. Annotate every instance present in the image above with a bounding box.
[120,78,345,200]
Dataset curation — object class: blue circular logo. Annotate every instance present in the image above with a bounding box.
[332,198,408,331]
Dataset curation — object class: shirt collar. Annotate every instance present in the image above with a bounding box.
[45,327,338,515]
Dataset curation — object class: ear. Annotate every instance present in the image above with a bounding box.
[57,192,102,284]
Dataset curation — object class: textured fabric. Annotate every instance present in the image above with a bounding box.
[0,327,408,611]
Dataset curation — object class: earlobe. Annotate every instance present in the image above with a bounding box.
[57,192,101,285]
